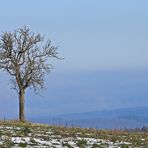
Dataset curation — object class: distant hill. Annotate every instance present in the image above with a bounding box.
[57,106,148,119]
[29,107,148,129]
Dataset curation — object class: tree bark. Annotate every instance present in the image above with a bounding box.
[19,89,25,122]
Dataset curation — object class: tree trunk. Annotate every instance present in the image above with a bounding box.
[19,89,25,122]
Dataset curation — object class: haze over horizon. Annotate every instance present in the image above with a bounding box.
[0,0,148,119]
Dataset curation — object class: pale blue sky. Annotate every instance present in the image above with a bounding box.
[0,0,148,119]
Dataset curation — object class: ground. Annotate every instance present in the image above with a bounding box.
[0,121,147,147]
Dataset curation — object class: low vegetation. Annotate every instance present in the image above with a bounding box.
[0,121,147,147]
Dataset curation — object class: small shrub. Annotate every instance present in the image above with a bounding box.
[3,137,14,147]
[77,139,87,147]
[21,127,31,136]
[110,136,118,143]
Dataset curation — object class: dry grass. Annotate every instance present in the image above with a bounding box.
[0,120,148,147]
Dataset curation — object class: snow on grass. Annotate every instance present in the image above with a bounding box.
[0,122,147,147]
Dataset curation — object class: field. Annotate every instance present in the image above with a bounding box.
[0,121,147,147]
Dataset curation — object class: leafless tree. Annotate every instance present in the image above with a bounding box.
[0,26,60,121]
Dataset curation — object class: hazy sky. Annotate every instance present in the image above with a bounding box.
[0,0,148,119]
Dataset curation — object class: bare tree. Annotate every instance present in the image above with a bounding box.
[0,26,60,122]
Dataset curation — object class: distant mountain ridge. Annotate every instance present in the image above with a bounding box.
[57,106,148,119]
[29,106,148,129]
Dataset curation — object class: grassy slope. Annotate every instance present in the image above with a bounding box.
[0,121,148,147]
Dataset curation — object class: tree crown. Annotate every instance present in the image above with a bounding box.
[0,26,60,92]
